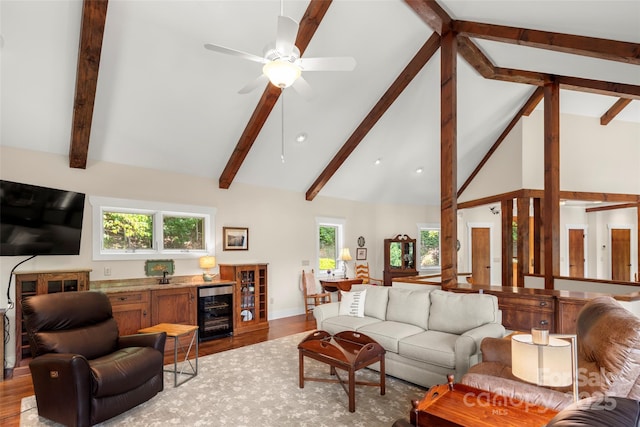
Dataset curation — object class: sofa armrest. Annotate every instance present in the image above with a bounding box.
[312,302,340,329]
[460,372,574,411]
[29,354,92,424]
[479,336,513,366]
[454,323,506,376]
[119,332,167,353]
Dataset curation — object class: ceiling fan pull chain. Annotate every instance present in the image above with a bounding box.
[281,88,285,163]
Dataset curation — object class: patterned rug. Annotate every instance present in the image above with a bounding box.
[20,332,426,426]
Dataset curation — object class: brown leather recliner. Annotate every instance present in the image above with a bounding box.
[22,291,167,427]
[461,296,640,411]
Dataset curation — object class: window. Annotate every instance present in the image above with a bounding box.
[90,197,215,260]
[316,217,345,277]
[418,223,440,270]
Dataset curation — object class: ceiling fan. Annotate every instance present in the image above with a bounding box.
[204,12,356,98]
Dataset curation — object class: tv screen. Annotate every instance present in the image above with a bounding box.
[0,180,85,256]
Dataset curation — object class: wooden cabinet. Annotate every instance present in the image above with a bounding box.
[383,234,418,286]
[556,296,589,334]
[14,269,91,375]
[107,291,151,335]
[150,287,197,326]
[496,293,555,332]
[219,264,269,335]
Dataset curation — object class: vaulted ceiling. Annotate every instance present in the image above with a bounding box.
[2,1,639,205]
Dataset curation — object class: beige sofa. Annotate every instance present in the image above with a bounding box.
[313,285,505,388]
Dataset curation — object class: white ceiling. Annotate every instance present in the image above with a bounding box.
[2,0,639,206]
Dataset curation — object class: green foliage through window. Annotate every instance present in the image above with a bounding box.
[103,212,153,250]
[420,229,440,268]
[319,225,337,270]
[163,216,204,250]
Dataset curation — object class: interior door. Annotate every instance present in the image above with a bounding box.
[611,228,631,281]
[568,228,585,278]
[471,227,491,285]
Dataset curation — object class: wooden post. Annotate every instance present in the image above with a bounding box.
[501,199,514,287]
[543,81,561,289]
[517,197,531,286]
[440,30,458,289]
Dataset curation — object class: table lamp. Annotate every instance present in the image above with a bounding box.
[340,248,352,277]
[199,255,216,282]
[511,333,578,402]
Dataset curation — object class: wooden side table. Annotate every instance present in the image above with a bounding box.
[139,323,199,387]
[406,376,558,426]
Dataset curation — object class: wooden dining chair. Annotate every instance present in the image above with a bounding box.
[354,263,383,285]
[301,269,332,319]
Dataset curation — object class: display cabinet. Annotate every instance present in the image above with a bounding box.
[383,234,418,286]
[14,269,91,376]
[219,264,268,334]
[107,290,151,336]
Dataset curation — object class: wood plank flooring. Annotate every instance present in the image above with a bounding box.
[0,314,317,427]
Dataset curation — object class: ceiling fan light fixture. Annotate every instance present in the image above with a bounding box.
[263,59,301,89]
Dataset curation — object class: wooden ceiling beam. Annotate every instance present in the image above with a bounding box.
[457,87,544,198]
[69,0,109,169]
[457,36,495,79]
[453,20,640,65]
[601,98,633,125]
[404,0,452,35]
[586,202,640,213]
[218,0,332,189]
[305,33,441,201]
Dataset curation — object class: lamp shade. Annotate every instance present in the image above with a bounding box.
[512,334,573,387]
[262,59,301,88]
[199,256,216,270]
[340,248,352,261]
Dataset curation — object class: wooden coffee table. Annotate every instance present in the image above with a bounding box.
[406,375,558,426]
[298,330,385,412]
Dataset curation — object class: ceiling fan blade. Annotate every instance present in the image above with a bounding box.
[204,43,267,64]
[238,74,269,94]
[297,57,357,71]
[275,15,298,57]
[292,76,313,101]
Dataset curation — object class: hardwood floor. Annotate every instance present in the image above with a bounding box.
[0,314,317,427]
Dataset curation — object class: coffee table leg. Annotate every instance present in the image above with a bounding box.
[380,356,386,395]
[298,350,304,388]
[348,368,356,412]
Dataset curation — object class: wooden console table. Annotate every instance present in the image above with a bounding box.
[406,377,558,426]
[319,278,363,300]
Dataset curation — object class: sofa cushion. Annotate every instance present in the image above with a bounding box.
[339,290,366,317]
[399,330,458,369]
[352,285,389,320]
[321,315,381,335]
[428,290,499,334]
[358,321,425,353]
[386,288,430,330]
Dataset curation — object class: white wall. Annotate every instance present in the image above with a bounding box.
[0,146,439,368]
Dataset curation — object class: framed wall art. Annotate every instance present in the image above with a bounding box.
[223,226,249,251]
[356,248,367,260]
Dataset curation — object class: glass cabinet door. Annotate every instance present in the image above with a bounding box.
[239,270,255,323]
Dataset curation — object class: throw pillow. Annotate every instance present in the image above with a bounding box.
[338,290,367,317]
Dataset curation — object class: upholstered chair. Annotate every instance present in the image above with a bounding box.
[22,291,167,427]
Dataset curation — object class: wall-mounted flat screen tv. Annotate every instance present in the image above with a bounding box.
[0,180,86,256]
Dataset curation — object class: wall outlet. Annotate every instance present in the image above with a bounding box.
[104,267,111,276]
[301,260,310,266]
[269,297,274,305]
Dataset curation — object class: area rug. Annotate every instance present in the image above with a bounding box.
[21,332,426,426]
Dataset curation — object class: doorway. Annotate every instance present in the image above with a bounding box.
[568,228,586,278]
[470,226,491,285]
[611,228,631,281]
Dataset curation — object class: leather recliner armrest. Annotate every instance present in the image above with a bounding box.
[118,332,167,353]
[479,337,512,366]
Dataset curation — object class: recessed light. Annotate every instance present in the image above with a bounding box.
[416,167,424,174]
[374,158,382,165]
[295,132,307,143]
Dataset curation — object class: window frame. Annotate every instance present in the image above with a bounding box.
[90,196,216,261]
[315,216,346,278]
[417,222,441,272]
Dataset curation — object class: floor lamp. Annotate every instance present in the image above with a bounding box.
[512,332,579,403]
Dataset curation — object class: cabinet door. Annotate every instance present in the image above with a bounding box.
[108,291,151,335]
[151,287,196,326]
